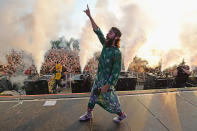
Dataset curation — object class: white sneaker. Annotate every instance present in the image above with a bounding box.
[113,113,126,123]
[79,112,92,121]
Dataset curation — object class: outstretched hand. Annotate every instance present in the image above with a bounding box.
[84,4,91,17]
[83,4,98,31]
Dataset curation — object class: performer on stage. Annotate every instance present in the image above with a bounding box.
[52,61,63,93]
[79,5,126,123]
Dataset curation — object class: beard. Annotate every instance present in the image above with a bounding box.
[106,36,114,47]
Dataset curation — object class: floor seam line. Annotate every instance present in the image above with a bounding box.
[177,94,197,108]
[136,98,170,131]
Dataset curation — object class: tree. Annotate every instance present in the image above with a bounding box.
[128,56,148,73]
[51,40,61,49]
[72,39,80,51]
[50,37,80,50]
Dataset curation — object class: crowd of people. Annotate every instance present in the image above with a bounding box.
[0,50,37,76]
[0,49,99,78]
[40,48,81,75]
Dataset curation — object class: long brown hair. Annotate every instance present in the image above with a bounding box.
[106,27,122,48]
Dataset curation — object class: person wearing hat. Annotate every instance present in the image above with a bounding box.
[79,5,126,123]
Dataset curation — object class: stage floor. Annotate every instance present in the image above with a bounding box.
[0,89,197,131]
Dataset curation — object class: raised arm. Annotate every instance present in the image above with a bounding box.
[84,5,98,31]
[84,5,105,46]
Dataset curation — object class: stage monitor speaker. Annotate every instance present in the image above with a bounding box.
[71,79,92,93]
[155,79,168,89]
[144,78,174,90]
[72,77,137,92]
[24,79,49,95]
[115,77,137,91]
[0,77,13,93]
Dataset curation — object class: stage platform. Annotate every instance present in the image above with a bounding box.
[0,88,197,131]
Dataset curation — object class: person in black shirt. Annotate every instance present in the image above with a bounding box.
[173,65,191,88]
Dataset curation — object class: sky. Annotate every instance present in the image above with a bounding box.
[1,0,197,72]
[59,0,97,39]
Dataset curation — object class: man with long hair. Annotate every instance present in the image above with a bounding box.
[79,5,126,123]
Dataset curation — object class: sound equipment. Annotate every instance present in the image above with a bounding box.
[24,80,48,95]
[155,78,174,89]
[24,75,55,95]
[71,74,92,93]
[115,77,137,91]
[144,77,174,90]
[71,74,137,93]
[0,76,13,93]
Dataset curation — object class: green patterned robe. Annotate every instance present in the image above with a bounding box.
[88,28,122,114]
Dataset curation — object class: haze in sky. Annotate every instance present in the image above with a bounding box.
[0,0,197,72]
